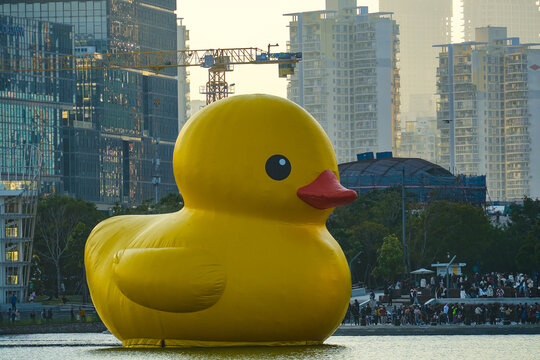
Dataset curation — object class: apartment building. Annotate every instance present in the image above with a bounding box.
[286,0,400,163]
[436,27,540,201]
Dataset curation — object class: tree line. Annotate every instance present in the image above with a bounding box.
[328,188,540,287]
[31,189,539,297]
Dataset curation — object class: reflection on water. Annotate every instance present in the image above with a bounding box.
[92,344,347,360]
[0,333,539,360]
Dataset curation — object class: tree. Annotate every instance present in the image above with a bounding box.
[33,195,103,297]
[505,197,540,271]
[514,224,540,273]
[327,190,397,286]
[372,234,404,281]
[112,192,183,216]
[406,200,507,273]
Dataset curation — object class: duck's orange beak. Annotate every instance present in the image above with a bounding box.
[297,170,358,209]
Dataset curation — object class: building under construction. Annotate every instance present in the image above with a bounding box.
[339,153,486,204]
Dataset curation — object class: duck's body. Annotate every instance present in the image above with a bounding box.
[85,94,357,347]
[86,209,350,347]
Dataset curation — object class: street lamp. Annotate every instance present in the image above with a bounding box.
[446,254,456,298]
[349,251,362,285]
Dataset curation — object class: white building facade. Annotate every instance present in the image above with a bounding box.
[436,27,540,201]
[286,0,400,163]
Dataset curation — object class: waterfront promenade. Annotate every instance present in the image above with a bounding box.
[2,320,540,336]
[336,323,540,336]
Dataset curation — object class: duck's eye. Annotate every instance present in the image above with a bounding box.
[265,155,291,181]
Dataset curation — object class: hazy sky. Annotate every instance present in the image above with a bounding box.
[177,1,379,101]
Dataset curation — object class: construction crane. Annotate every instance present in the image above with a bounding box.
[0,46,302,104]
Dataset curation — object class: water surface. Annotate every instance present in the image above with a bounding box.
[0,333,538,360]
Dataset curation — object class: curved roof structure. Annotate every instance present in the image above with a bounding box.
[339,157,486,204]
[339,157,452,179]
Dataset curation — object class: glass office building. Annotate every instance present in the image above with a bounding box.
[3,1,179,208]
[0,14,72,306]
[0,14,75,193]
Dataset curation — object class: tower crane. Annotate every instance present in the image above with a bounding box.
[0,46,302,104]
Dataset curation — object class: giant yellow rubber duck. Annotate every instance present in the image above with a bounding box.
[85,94,357,347]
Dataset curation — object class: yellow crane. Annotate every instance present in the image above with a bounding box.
[1,46,302,104]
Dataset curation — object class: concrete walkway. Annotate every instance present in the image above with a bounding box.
[335,324,540,336]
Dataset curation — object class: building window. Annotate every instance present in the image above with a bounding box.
[5,201,18,214]
[6,267,19,285]
[5,243,19,262]
[4,224,18,238]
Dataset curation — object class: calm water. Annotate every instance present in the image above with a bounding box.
[0,333,539,360]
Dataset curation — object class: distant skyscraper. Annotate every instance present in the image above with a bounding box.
[177,18,190,131]
[436,27,540,201]
[379,0,452,116]
[459,0,540,43]
[399,116,439,162]
[286,0,400,163]
[379,0,452,163]
[2,1,179,208]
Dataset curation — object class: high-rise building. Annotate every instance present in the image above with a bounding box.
[379,0,451,163]
[0,14,75,193]
[2,1,179,209]
[459,0,540,43]
[285,0,400,163]
[399,116,439,162]
[379,0,452,115]
[436,27,540,201]
[0,14,71,305]
[177,18,190,131]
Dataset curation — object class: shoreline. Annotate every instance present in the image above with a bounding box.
[334,324,540,336]
[1,321,539,337]
[0,321,107,335]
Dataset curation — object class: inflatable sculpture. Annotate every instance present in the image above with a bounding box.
[85,94,358,347]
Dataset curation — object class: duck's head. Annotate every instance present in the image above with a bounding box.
[173,94,357,223]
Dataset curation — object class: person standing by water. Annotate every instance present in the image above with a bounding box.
[352,300,360,326]
[78,307,86,322]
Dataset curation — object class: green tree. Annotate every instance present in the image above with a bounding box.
[372,234,404,281]
[327,189,398,286]
[112,192,183,216]
[514,224,540,273]
[33,195,103,297]
[348,221,389,286]
[408,201,495,271]
[505,197,540,271]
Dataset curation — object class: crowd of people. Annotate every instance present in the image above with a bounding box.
[344,271,540,327]
[390,272,539,300]
[344,300,540,326]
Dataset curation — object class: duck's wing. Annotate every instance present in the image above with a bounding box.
[113,247,226,313]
